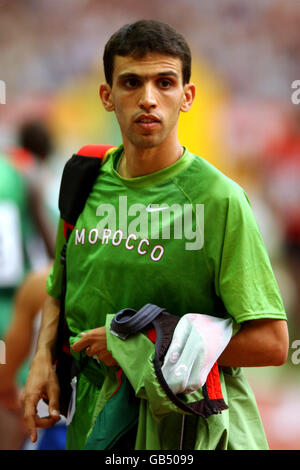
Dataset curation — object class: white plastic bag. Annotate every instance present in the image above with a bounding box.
[161,314,233,395]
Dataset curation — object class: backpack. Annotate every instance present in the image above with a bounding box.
[54,144,117,417]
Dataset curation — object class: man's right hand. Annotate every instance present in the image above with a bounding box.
[21,350,61,443]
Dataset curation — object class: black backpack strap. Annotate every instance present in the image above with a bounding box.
[110,304,165,340]
[59,144,116,227]
[54,144,116,417]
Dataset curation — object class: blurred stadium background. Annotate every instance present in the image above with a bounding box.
[0,0,299,450]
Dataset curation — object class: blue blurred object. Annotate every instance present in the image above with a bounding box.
[37,424,67,450]
[21,422,67,451]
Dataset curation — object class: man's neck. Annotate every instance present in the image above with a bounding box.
[117,140,184,178]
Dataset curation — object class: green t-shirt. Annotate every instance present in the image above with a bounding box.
[47,145,287,449]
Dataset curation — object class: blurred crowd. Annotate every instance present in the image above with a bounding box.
[0,0,299,450]
[0,1,299,96]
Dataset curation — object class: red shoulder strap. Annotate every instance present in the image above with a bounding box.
[77,144,116,158]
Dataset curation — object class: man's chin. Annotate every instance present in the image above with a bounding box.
[130,134,162,149]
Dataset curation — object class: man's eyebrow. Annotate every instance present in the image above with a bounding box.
[117,72,140,81]
[157,71,179,78]
[117,70,179,80]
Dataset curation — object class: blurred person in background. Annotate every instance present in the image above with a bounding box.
[0,119,58,380]
[0,154,31,356]
[0,120,60,448]
[262,108,300,334]
[22,20,288,450]
[0,264,66,450]
[0,153,35,449]
[9,119,57,260]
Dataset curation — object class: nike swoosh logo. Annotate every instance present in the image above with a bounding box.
[146,204,169,213]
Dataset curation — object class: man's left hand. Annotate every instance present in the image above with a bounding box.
[72,327,119,367]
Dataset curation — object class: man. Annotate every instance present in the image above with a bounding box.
[22,20,289,450]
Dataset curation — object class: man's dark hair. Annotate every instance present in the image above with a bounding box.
[103,20,191,86]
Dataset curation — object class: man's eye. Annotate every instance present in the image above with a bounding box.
[124,78,139,88]
[159,79,173,88]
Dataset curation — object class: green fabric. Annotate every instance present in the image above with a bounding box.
[47,144,287,450]
[65,372,99,450]
[0,155,27,226]
[0,155,38,277]
[0,156,27,302]
[85,373,139,450]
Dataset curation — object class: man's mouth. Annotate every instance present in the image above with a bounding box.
[134,114,161,130]
[135,114,161,123]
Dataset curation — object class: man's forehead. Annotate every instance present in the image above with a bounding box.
[112,53,183,80]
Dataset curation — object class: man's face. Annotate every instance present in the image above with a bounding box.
[100,53,195,149]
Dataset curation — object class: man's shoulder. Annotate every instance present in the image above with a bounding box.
[182,151,245,203]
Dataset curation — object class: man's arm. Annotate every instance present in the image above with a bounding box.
[218,318,289,367]
[71,318,289,369]
[22,294,61,443]
[0,267,50,412]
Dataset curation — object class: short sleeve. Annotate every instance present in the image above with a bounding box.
[46,218,65,299]
[216,190,287,324]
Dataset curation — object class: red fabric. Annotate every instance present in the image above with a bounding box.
[64,221,75,239]
[108,368,123,399]
[205,362,223,400]
[8,147,35,172]
[147,328,157,343]
[77,144,115,158]
[62,343,71,355]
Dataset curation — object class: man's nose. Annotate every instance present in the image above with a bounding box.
[138,83,157,110]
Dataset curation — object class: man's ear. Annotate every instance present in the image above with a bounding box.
[99,83,115,112]
[180,83,196,113]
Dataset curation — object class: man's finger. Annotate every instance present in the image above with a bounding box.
[47,378,61,419]
[35,415,60,429]
[26,413,38,443]
[23,393,40,442]
[96,351,119,367]
[72,335,91,352]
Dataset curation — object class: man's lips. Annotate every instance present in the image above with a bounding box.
[134,114,161,130]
